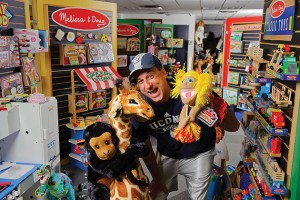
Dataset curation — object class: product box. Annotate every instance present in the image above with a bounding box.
[230,41,243,54]
[88,90,106,110]
[0,73,24,98]
[20,57,40,86]
[0,36,20,68]
[87,42,114,64]
[171,38,184,48]
[68,93,89,114]
[60,44,87,66]
[13,29,49,53]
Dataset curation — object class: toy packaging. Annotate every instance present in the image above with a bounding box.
[126,37,140,51]
[87,42,114,64]
[0,73,24,98]
[88,90,106,110]
[59,44,87,66]
[68,93,88,114]
[20,57,40,86]
[13,29,47,53]
[0,36,20,68]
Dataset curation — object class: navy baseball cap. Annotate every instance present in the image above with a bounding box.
[129,53,162,80]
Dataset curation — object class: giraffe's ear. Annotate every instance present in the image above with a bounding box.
[108,102,122,118]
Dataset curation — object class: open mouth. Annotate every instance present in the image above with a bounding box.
[181,89,196,99]
[148,88,158,95]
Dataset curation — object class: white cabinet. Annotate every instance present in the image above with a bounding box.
[0,97,60,166]
[0,106,20,140]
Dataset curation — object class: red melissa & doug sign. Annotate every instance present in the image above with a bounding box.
[51,7,110,31]
[117,24,139,36]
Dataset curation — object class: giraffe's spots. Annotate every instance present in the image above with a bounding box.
[118,122,126,130]
[120,141,129,150]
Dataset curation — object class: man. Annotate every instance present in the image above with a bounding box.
[129,53,239,200]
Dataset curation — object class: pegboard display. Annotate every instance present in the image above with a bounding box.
[258,1,300,199]
[239,0,300,199]
[0,0,30,96]
[33,0,118,158]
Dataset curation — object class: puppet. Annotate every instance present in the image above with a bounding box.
[35,164,75,200]
[195,20,205,54]
[171,69,213,143]
[76,122,150,200]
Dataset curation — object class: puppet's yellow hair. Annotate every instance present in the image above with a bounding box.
[171,70,213,107]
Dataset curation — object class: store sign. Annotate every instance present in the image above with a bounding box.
[231,23,262,31]
[51,7,110,31]
[117,24,139,36]
[264,0,295,41]
[0,2,9,28]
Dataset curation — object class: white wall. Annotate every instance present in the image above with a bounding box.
[118,13,196,68]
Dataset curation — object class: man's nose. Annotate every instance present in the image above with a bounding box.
[144,79,152,87]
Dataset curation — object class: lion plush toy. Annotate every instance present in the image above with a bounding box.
[76,122,149,200]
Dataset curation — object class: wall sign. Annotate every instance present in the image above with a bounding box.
[117,24,139,36]
[231,23,262,31]
[0,1,12,28]
[51,7,110,31]
[264,0,295,41]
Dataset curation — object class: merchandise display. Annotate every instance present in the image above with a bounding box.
[1,0,300,199]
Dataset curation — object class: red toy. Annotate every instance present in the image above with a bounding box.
[270,137,282,155]
[270,109,285,128]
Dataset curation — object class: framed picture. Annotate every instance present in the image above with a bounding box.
[117,55,128,67]
[117,37,127,49]
[227,71,240,85]
[222,86,239,106]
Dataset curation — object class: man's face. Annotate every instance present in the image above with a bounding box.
[135,67,171,104]
[215,126,223,144]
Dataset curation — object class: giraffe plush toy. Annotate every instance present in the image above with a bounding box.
[106,77,155,199]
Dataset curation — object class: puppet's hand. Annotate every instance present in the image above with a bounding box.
[177,116,190,130]
[125,143,149,158]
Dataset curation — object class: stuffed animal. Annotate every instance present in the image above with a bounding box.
[195,20,205,54]
[171,69,213,143]
[76,122,150,200]
[35,164,75,200]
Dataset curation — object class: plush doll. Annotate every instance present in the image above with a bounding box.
[76,122,150,200]
[171,69,213,143]
[195,20,205,54]
[35,164,75,200]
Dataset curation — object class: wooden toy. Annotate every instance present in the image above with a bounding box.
[270,85,292,107]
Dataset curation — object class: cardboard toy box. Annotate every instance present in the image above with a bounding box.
[68,93,89,114]
[0,36,20,68]
[0,73,24,98]
[60,44,87,66]
[13,29,48,53]
[87,42,114,64]
[88,90,106,110]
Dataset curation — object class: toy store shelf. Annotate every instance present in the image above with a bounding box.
[254,152,287,196]
[255,111,289,136]
[248,166,277,200]
[247,73,272,83]
[266,68,300,81]
[66,123,86,130]
[69,153,84,163]
[257,137,281,158]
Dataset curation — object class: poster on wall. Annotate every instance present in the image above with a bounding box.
[263,0,295,41]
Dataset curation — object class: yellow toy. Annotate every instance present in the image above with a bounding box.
[171,69,213,143]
